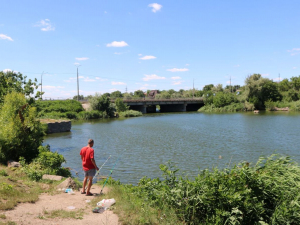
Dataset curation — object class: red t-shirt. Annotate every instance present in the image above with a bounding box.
[80,146,95,171]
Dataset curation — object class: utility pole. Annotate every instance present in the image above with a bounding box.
[41,71,44,100]
[125,86,128,93]
[75,64,81,101]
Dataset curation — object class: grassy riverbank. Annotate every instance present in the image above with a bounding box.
[98,154,300,224]
[2,154,300,224]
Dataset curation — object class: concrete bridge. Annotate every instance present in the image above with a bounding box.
[119,98,204,113]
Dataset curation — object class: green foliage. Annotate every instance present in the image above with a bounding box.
[290,76,300,91]
[203,84,214,92]
[0,169,8,176]
[213,92,236,107]
[115,98,129,112]
[72,95,84,100]
[265,100,277,111]
[110,91,123,99]
[77,110,103,120]
[20,145,71,181]
[134,90,145,98]
[133,155,300,224]
[0,92,44,163]
[199,102,244,112]
[119,110,143,117]
[35,100,83,114]
[0,71,40,104]
[203,91,214,105]
[89,93,115,117]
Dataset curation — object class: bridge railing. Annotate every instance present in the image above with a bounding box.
[110,97,203,102]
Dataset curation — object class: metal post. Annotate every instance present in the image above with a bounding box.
[75,64,81,101]
[77,67,79,101]
[41,71,44,100]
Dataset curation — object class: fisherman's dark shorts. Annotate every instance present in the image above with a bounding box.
[84,168,96,177]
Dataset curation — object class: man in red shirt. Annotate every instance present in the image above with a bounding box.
[80,139,99,196]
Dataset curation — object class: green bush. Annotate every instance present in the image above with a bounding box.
[35,100,83,113]
[20,145,71,181]
[0,92,44,163]
[198,103,244,112]
[133,155,300,224]
[77,110,103,120]
[119,110,143,117]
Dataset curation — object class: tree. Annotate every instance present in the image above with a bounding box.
[203,84,214,92]
[212,84,223,93]
[290,76,300,91]
[242,74,282,109]
[213,92,235,107]
[0,92,44,163]
[110,91,123,99]
[73,95,84,100]
[115,98,129,112]
[89,93,115,117]
[134,90,145,98]
[278,79,290,92]
[0,71,40,104]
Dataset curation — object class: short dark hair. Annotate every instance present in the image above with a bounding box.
[88,139,94,144]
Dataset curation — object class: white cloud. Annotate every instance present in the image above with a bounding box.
[75,57,89,61]
[35,19,55,31]
[114,52,123,55]
[138,54,142,56]
[3,69,13,73]
[171,76,181,80]
[234,64,240,67]
[104,11,107,14]
[185,64,190,66]
[0,34,13,41]
[167,68,189,72]
[143,74,166,81]
[74,62,80,66]
[106,41,128,47]
[288,48,300,56]
[43,85,65,90]
[112,81,126,85]
[172,81,182,85]
[293,67,297,69]
[83,77,95,82]
[79,76,84,79]
[148,3,162,13]
[261,73,269,77]
[95,77,108,81]
[140,55,156,60]
[96,44,100,47]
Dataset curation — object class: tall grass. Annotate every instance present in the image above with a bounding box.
[114,154,300,224]
[119,110,143,117]
[198,102,244,113]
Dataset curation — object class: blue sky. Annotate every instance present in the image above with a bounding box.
[1,0,300,99]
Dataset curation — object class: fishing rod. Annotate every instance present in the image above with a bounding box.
[93,155,111,181]
[85,155,111,191]
[100,150,126,195]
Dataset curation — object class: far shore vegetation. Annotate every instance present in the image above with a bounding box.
[2,70,300,224]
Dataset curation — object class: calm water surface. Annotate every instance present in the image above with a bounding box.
[44,112,300,184]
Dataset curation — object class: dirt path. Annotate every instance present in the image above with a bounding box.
[1,186,120,225]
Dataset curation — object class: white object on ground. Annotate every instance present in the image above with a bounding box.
[67,206,75,210]
[85,200,91,203]
[97,198,116,208]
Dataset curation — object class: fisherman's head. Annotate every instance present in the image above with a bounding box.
[88,139,94,147]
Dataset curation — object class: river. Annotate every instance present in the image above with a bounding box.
[44,111,300,184]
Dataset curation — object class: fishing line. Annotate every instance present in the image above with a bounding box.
[100,149,126,195]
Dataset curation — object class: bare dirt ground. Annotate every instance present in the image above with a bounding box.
[1,186,120,225]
